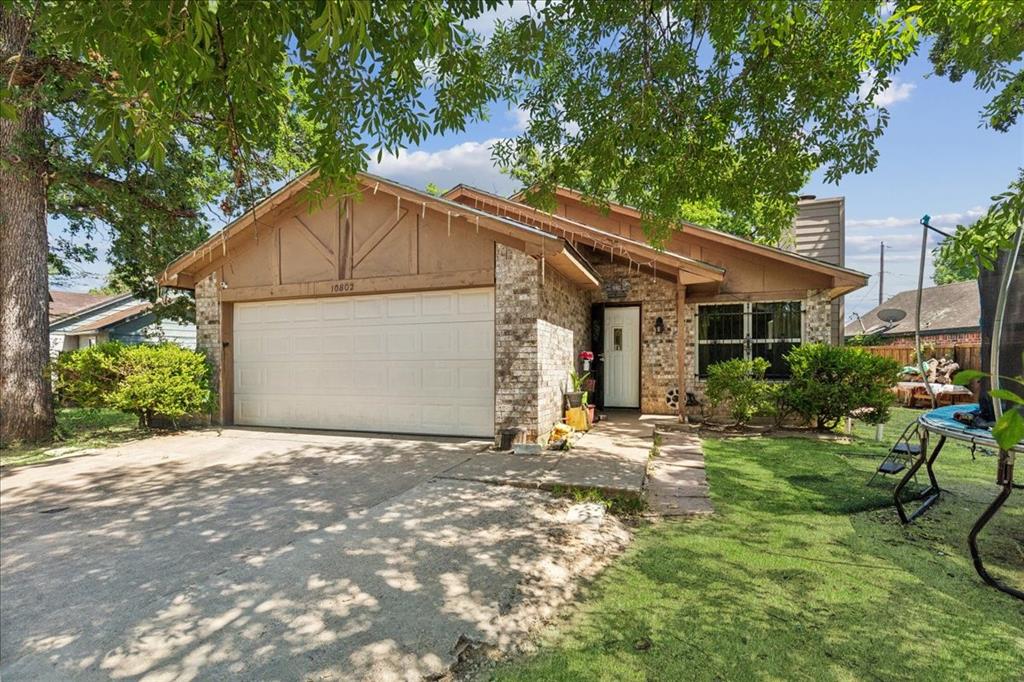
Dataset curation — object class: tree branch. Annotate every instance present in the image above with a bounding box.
[64,169,198,218]
[1,54,114,88]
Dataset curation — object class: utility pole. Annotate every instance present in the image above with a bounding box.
[879,241,885,306]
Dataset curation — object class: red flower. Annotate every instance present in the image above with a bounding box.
[579,351,594,361]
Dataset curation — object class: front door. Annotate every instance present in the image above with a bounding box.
[603,306,640,408]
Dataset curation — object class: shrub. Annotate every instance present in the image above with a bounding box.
[54,342,214,427]
[783,343,899,430]
[705,357,774,426]
[53,341,126,408]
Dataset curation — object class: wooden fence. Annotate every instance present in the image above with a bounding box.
[856,343,983,371]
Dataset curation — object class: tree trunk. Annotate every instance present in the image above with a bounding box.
[1,5,54,445]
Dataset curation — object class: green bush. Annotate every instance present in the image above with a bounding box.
[55,342,214,427]
[783,343,899,430]
[705,357,774,426]
[53,341,126,408]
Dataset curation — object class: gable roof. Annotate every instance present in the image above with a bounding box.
[159,171,600,290]
[49,292,136,331]
[450,184,867,293]
[845,281,980,338]
[49,291,116,321]
[445,184,725,285]
[75,302,152,332]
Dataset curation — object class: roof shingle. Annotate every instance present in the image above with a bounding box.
[845,281,980,337]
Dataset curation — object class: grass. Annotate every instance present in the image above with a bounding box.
[0,408,147,468]
[493,408,1024,681]
[551,484,649,517]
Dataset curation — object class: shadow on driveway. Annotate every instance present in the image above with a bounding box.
[1,430,629,680]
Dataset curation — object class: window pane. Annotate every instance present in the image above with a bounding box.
[613,327,623,351]
[699,304,744,341]
[752,341,798,378]
[751,302,801,340]
[699,343,745,377]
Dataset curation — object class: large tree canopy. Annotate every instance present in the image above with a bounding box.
[489,0,1023,247]
[488,0,920,244]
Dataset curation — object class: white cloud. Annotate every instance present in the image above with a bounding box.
[847,207,985,231]
[874,79,916,106]
[859,71,916,107]
[509,106,531,132]
[369,138,521,195]
[463,1,533,40]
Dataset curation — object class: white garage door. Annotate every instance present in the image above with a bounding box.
[233,288,494,437]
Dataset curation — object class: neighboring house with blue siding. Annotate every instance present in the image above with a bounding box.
[48,291,196,357]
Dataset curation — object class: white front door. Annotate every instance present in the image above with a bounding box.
[603,306,640,408]
[232,288,495,437]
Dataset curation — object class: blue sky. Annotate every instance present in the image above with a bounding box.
[53,10,1023,328]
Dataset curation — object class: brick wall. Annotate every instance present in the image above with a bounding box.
[803,289,832,343]
[194,272,222,422]
[875,330,981,347]
[588,253,679,415]
[538,267,592,438]
[495,244,592,443]
[494,244,540,439]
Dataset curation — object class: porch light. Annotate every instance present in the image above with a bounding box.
[655,316,665,334]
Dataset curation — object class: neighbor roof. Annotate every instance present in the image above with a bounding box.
[845,281,980,338]
[75,302,152,332]
[49,291,116,321]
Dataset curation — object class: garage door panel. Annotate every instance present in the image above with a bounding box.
[233,288,494,437]
[458,290,492,315]
[321,299,353,320]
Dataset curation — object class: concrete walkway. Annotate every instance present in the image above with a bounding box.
[646,429,714,516]
[441,411,652,496]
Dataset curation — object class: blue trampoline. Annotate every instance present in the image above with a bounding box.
[894,404,1022,601]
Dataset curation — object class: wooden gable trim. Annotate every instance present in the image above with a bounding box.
[159,172,599,291]
[465,185,868,295]
[289,214,335,265]
[446,186,724,284]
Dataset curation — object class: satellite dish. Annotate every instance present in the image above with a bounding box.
[877,308,907,324]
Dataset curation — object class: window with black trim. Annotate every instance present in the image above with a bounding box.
[697,301,802,378]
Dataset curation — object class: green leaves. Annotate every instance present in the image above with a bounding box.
[988,389,1024,405]
[933,168,1023,282]
[953,369,987,385]
[488,0,920,244]
[992,409,1024,451]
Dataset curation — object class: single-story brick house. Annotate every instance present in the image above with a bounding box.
[49,291,196,357]
[844,281,981,346]
[159,172,866,441]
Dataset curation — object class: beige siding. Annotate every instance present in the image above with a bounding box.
[791,197,845,345]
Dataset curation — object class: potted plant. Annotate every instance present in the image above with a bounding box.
[566,369,588,409]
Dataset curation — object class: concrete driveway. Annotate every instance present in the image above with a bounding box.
[1,429,629,681]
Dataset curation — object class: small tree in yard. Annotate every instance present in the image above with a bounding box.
[55,342,214,427]
[53,342,127,408]
[784,344,899,431]
[106,345,214,427]
[705,358,773,427]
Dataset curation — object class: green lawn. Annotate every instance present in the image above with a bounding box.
[0,408,146,468]
[494,408,1024,681]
